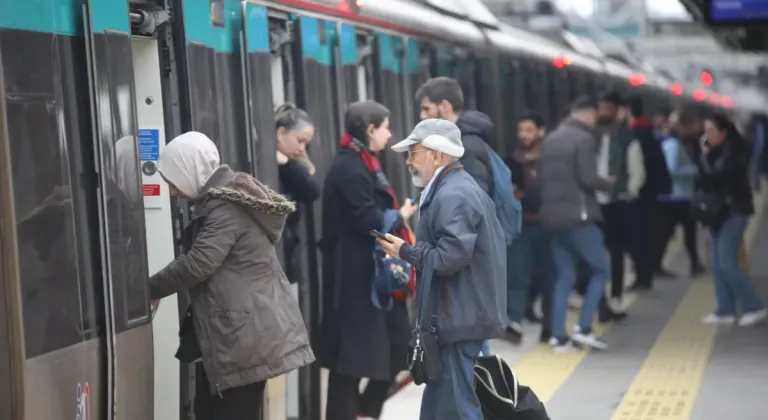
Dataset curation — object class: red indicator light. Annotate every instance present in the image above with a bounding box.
[552,56,571,69]
[709,93,720,105]
[693,89,706,101]
[700,71,714,86]
[629,73,645,87]
[721,96,734,107]
[670,83,683,95]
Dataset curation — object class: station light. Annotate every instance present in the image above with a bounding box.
[552,56,572,69]
[700,71,714,86]
[670,83,683,95]
[693,88,707,101]
[721,96,734,108]
[628,73,645,87]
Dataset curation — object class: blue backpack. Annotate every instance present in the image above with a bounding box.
[484,143,522,245]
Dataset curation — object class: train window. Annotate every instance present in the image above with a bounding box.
[7,97,89,358]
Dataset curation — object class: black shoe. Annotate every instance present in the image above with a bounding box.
[690,263,705,277]
[599,300,628,323]
[539,327,551,343]
[629,282,652,292]
[503,323,523,344]
[654,268,678,279]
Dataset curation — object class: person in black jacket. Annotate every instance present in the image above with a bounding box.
[319,101,418,420]
[274,104,321,285]
[698,113,766,326]
[624,96,671,291]
[415,77,495,196]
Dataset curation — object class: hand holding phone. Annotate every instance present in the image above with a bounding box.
[370,230,391,242]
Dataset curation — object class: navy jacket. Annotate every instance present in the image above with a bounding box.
[400,161,507,343]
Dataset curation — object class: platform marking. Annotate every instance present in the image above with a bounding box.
[512,292,639,403]
[611,191,765,420]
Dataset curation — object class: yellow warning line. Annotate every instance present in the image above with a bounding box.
[512,292,639,403]
[611,191,765,420]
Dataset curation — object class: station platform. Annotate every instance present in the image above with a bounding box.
[380,192,768,420]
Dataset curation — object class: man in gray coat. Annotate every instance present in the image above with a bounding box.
[539,97,615,352]
[378,119,507,420]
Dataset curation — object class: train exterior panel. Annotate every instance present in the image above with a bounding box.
[0,1,744,420]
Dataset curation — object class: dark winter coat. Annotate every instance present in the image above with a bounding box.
[697,138,754,216]
[455,110,495,196]
[318,148,411,381]
[149,165,315,395]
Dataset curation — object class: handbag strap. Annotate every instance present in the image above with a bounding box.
[415,251,437,329]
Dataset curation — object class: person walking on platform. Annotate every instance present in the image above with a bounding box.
[624,95,672,291]
[504,112,553,344]
[319,101,418,420]
[378,119,507,420]
[594,92,647,321]
[539,97,615,351]
[696,114,767,326]
[655,109,705,277]
[148,131,315,420]
[274,103,321,284]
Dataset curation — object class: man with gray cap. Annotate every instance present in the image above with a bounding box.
[377,119,507,420]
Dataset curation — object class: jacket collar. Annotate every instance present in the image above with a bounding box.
[191,165,235,219]
[420,160,464,210]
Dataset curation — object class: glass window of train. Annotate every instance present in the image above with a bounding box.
[6,97,87,358]
[102,33,151,328]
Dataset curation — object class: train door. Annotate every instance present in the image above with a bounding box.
[83,0,154,419]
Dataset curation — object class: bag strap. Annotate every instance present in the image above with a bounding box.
[415,251,437,329]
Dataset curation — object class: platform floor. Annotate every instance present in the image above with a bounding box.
[380,193,768,420]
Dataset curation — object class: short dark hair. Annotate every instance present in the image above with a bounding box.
[571,96,597,112]
[677,108,698,126]
[345,100,390,144]
[414,77,464,111]
[518,112,545,128]
[624,95,644,117]
[600,91,622,105]
[275,103,313,132]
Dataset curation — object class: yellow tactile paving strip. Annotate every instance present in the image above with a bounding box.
[610,280,715,420]
[512,292,639,403]
[611,191,765,420]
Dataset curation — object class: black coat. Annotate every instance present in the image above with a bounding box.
[697,139,754,216]
[278,159,320,283]
[318,149,411,380]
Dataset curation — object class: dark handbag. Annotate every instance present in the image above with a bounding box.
[407,253,443,386]
[475,355,550,420]
[175,305,203,363]
[372,209,415,311]
[690,191,727,227]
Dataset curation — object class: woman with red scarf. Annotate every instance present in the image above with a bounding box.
[319,100,417,420]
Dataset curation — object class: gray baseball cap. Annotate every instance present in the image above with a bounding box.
[391,119,465,158]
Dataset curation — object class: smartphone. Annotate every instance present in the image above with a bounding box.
[369,229,390,241]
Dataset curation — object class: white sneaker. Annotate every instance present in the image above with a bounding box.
[608,297,625,314]
[738,309,768,326]
[572,326,608,350]
[549,337,581,353]
[701,313,736,325]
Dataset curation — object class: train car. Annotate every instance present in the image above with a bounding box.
[0,1,740,420]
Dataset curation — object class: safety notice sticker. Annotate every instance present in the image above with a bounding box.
[139,129,160,161]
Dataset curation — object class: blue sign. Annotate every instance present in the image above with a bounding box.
[712,0,768,22]
[139,129,159,161]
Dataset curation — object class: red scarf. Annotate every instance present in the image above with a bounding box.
[630,117,652,129]
[339,133,416,300]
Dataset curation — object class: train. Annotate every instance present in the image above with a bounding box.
[0,0,742,420]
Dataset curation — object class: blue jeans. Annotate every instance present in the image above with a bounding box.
[420,340,484,420]
[550,224,610,338]
[709,215,765,315]
[507,224,554,325]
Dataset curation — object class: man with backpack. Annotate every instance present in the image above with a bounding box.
[415,77,522,355]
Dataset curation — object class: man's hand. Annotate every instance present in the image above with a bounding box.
[378,234,406,258]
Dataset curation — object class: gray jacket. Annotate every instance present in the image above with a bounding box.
[539,118,613,232]
[149,165,315,395]
[400,162,507,344]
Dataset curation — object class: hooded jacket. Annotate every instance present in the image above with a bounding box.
[455,110,495,196]
[149,165,315,395]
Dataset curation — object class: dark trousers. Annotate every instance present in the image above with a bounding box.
[326,371,394,420]
[626,198,656,288]
[655,200,700,270]
[601,202,630,298]
[601,200,654,297]
[194,363,266,420]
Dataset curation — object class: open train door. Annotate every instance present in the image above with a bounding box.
[82,0,154,419]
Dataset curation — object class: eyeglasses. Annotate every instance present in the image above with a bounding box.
[407,149,428,158]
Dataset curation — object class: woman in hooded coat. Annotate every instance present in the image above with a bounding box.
[149,131,315,420]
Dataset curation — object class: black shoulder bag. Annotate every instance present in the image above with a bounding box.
[408,252,443,385]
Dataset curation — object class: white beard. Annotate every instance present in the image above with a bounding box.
[411,174,425,187]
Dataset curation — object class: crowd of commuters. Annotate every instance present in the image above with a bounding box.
[146,75,768,420]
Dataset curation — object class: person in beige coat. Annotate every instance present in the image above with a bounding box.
[149,131,315,420]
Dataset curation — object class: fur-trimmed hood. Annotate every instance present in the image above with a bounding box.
[201,166,296,243]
